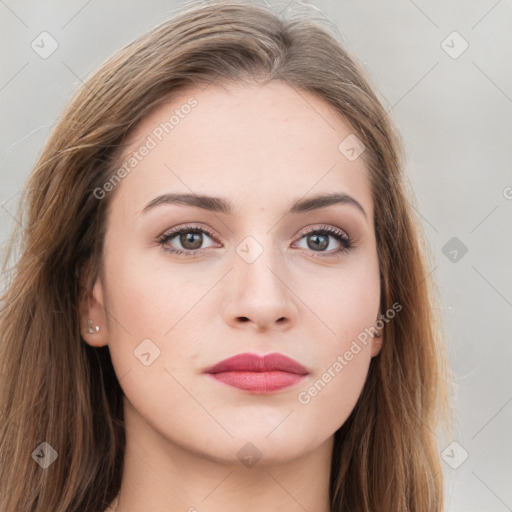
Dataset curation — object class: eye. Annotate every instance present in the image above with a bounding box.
[156,224,354,258]
[293,225,354,259]
[156,224,218,257]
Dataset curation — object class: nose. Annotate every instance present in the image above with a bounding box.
[222,250,298,332]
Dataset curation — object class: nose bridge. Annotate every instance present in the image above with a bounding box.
[234,229,287,296]
[224,228,297,329]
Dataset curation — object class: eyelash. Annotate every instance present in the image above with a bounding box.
[156,224,355,260]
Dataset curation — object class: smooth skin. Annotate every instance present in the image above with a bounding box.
[81,80,383,512]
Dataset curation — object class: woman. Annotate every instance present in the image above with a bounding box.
[0,1,453,511]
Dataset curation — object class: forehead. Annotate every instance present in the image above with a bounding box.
[109,80,373,220]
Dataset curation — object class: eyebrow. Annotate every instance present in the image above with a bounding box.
[141,191,367,219]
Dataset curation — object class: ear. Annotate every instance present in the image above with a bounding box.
[78,262,110,347]
[370,332,383,358]
[370,310,383,357]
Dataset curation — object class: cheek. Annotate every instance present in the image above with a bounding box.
[102,245,201,339]
[296,354,371,440]
[294,290,375,434]
[100,247,208,387]
[312,256,380,340]
[293,259,378,426]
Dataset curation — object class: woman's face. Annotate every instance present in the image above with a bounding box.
[83,80,382,465]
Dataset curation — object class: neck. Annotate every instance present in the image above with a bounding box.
[115,398,333,512]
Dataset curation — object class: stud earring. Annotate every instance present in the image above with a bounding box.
[374,331,381,338]
[87,319,100,334]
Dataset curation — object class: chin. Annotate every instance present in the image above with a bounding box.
[191,430,322,467]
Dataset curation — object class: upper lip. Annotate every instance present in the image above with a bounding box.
[203,352,309,375]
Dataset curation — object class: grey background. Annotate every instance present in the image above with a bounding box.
[1,1,511,510]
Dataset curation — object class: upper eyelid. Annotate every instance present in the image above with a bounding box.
[159,223,350,244]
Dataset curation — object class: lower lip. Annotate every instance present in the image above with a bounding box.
[206,371,306,393]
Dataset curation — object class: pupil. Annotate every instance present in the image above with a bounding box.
[308,234,328,251]
[181,231,202,250]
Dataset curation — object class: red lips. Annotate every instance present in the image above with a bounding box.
[203,352,309,375]
[203,352,309,393]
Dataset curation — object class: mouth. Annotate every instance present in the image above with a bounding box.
[202,352,309,394]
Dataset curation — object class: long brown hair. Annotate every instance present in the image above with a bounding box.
[0,1,453,510]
